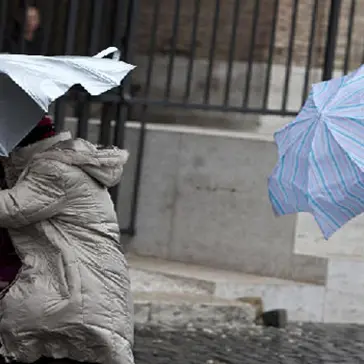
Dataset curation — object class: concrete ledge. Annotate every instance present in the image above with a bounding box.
[117,123,327,283]
[63,118,327,284]
[133,292,256,329]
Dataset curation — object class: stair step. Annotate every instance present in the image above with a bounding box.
[133,291,256,328]
[130,267,214,296]
[128,254,312,286]
[129,254,325,323]
[134,291,247,304]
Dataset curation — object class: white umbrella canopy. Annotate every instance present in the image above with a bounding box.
[0,47,135,155]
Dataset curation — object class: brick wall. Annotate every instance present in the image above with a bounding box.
[135,0,364,70]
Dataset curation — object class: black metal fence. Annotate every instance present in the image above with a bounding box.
[0,0,360,236]
[126,0,360,117]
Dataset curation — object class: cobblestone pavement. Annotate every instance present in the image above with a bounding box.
[134,324,364,363]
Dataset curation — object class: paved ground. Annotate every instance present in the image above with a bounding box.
[134,324,364,363]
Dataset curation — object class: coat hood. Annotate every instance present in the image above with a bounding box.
[32,134,129,188]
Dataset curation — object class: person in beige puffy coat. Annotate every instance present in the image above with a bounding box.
[0,120,134,364]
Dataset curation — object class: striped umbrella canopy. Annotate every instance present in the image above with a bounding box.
[268,68,364,239]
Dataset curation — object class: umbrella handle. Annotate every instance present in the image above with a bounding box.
[94,47,120,61]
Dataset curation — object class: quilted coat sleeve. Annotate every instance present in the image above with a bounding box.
[0,161,66,228]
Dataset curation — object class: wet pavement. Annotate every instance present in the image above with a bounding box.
[134,323,364,363]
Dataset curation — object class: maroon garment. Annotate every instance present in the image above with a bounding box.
[0,115,55,284]
[17,115,55,148]
[0,228,21,282]
[0,170,21,284]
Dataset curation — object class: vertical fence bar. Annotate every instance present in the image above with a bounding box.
[54,100,67,132]
[99,105,114,146]
[41,1,55,55]
[223,0,241,108]
[125,0,147,235]
[114,0,139,149]
[164,0,181,101]
[361,37,364,64]
[281,0,299,111]
[76,97,90,138]
[126,104,147,236]
[262,0,280,109]
[0,0,8,51]
[343,0,356,75]
[243,0,260,108]
[322,0,342,80]
[121,0,149,235]
[112,0,128,47]
[65,0,79,54]
[99,0,129,146]
[55,0,80,132]
[204,0,220,105]
[183,0,201,104]
[110,0,140,221]
[302,0,319,104]
[144,0,160,99]
[89,0,103,55]
[19,0,29,54]
[76,0,105,139]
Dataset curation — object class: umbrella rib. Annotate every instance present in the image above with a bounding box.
[323,124,364,207]
[320,75,346,111]
[272,120,316,213]
[307,124,363,231]
[309,146,354,219]
[326,121,364,167]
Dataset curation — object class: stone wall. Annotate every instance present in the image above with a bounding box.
[135,0,364,69]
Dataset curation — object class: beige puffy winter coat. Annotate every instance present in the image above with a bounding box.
[0,132,134,364]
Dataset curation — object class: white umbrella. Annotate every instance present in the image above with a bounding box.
[0,47,135,155]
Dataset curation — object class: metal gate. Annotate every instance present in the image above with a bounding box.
[0,0,358,236]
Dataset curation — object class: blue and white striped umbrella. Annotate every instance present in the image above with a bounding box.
[268,67,364,239]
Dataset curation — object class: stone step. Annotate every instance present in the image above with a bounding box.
[133,291,256,329]
[129,254,325,323]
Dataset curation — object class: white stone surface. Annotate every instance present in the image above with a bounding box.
[129,254,364,324]
[295,213,364,259]
[133,292,256,328]
[215,282,325,323]
[326,258,364,293]
[319,258,364,323]
[113,124,327,283]
[63,117,328,284]
[129,255,325,323]
[130,268,212,296]
[324,290,364,324]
